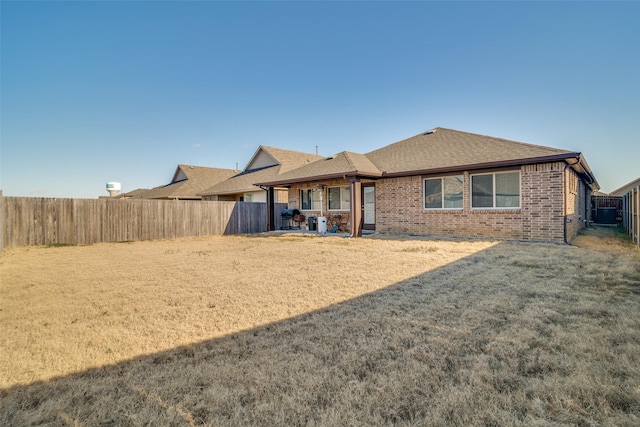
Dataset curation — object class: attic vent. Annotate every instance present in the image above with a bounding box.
[423,129,437,135]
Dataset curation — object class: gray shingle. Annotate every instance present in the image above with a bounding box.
[200,147,324,196]
[134,165,236,200]
[366,128,574,175]
[256,127,579,186]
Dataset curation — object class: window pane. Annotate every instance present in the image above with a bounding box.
[443,176,463,208]
[301,190,311,210]
[341,186,350,209]
[424,179,442,209]
[363,187,375,223]
[328,187,341,210]
[472,175,493,208]
[311,189,321,210]
[496,172,520,207]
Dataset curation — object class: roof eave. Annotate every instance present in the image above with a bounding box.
[380,153,582,178]
[565,154,600,191]
[199,187,263,197]
[256,171,382,187]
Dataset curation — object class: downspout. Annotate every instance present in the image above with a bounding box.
[259,186,275,232]
[563,164,569,244]
[584,184,590,228]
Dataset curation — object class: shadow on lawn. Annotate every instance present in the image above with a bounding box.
[2,237,639,426]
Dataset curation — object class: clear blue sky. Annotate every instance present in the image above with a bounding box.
[1,1,638,197]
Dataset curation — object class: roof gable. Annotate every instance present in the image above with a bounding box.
[259,146,325,173]
[244,146,324,173]
[244,147,279,171]
[173,170,187,182]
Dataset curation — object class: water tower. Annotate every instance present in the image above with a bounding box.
[106,182,121,197]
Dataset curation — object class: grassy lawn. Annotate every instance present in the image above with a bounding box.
[1,227,639,425]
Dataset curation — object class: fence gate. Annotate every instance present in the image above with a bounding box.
[591,196,622,225]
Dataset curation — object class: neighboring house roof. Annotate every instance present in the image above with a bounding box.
[256,151,383,186]
[119,188,151,199]
[200,165,281,196]
[199,146,323,197]
[610,177,640,196]
[250,146,325,174]
[135,164,236,200]
[256,127,599,190]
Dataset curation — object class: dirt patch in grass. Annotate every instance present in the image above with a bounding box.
[1,227,639,425]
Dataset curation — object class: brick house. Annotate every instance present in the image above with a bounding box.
[256,128,599,243]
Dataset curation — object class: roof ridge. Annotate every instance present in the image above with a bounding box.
[177,164,210,169]
[431,128,573,152]
[341,151,358,170]
[177,164,235,171]
[261,145,323,157]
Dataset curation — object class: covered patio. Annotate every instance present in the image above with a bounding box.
[257,151,383,238]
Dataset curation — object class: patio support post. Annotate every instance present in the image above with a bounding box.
[266,187,275,231]
[350,178,362,237]
[631,184,640,249]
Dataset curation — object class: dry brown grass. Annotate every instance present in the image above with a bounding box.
[1,227,639,425]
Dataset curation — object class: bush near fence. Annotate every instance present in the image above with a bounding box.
[0,194,287,250]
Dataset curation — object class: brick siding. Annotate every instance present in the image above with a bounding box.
[376,162,586,243]
[288,179,352,232]
[276,189,289,203]
[284,162,588,242]
[563,167,589,240]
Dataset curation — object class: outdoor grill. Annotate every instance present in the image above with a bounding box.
[280,209,304,230]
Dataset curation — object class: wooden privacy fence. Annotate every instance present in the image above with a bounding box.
[591,195,622,225]
[620,185,640,250]
[0,194,287,250]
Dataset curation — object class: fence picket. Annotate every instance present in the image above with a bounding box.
[1,196,288,250]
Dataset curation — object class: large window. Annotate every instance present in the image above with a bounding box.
[424,176,463,209]
[328,186,350,210]
[471,171,520,208]
[300,188,321,210]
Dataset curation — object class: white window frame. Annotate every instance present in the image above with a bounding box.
[423,175,464,210]
[300,188,321,211]
[327,186,350,211]
[471,171,521,209]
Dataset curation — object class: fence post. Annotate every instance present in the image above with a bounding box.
[631,184,640,249]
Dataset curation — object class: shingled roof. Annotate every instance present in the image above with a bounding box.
[257,146,324,174]
[366,128,576,176]
[199,165,281,196]
[200,146,323,197]
[254,151,382,186]
[255,127,598,189]
[135,164,236,200]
